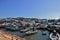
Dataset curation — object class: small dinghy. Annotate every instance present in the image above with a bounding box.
[50,33,59,40]
[42,31,46,35]
[25,26,38,35]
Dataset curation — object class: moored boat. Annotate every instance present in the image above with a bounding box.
[50,30,60,40]
[50,33,59,40]
[20,28,31,33]
[42,31,46,35]
[20,27,33,33]
[25,30,38,35]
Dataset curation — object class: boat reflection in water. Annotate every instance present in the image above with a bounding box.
[1,27,50,40]
[0,24,51,40]
[25,24,50,40]
[25,30,50,40]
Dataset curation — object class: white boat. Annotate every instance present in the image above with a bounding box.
[42,31,46,35]
[50,33,60,40]
[25,30,38,35]
[20,28,31,32]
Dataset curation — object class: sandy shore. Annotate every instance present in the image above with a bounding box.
[0,30,26,40]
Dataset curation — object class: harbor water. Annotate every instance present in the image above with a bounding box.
[25,30,50,40]
[1,28,50,40]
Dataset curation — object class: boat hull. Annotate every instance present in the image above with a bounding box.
[50,33,59,40]
[25,30,38,35]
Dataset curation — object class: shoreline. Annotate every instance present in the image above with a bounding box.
[0,30,26,40]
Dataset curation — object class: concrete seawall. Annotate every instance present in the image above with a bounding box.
[0,30,26,40]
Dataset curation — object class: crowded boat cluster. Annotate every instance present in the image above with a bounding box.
[0,17,41,31]
[0,17,60,40]
[0,17,60,32]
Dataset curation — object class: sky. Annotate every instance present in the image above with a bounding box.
[0,0,60,19]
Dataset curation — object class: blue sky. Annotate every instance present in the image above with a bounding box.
[0,0,60,19]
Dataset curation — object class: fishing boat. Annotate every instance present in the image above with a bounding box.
[20,28,31,33]
[50,33,60,40]
[25,30,38,35]
[37,24,48,30]
[5,25,21,31]
[42,31,46,35]
[24,25,38,35]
